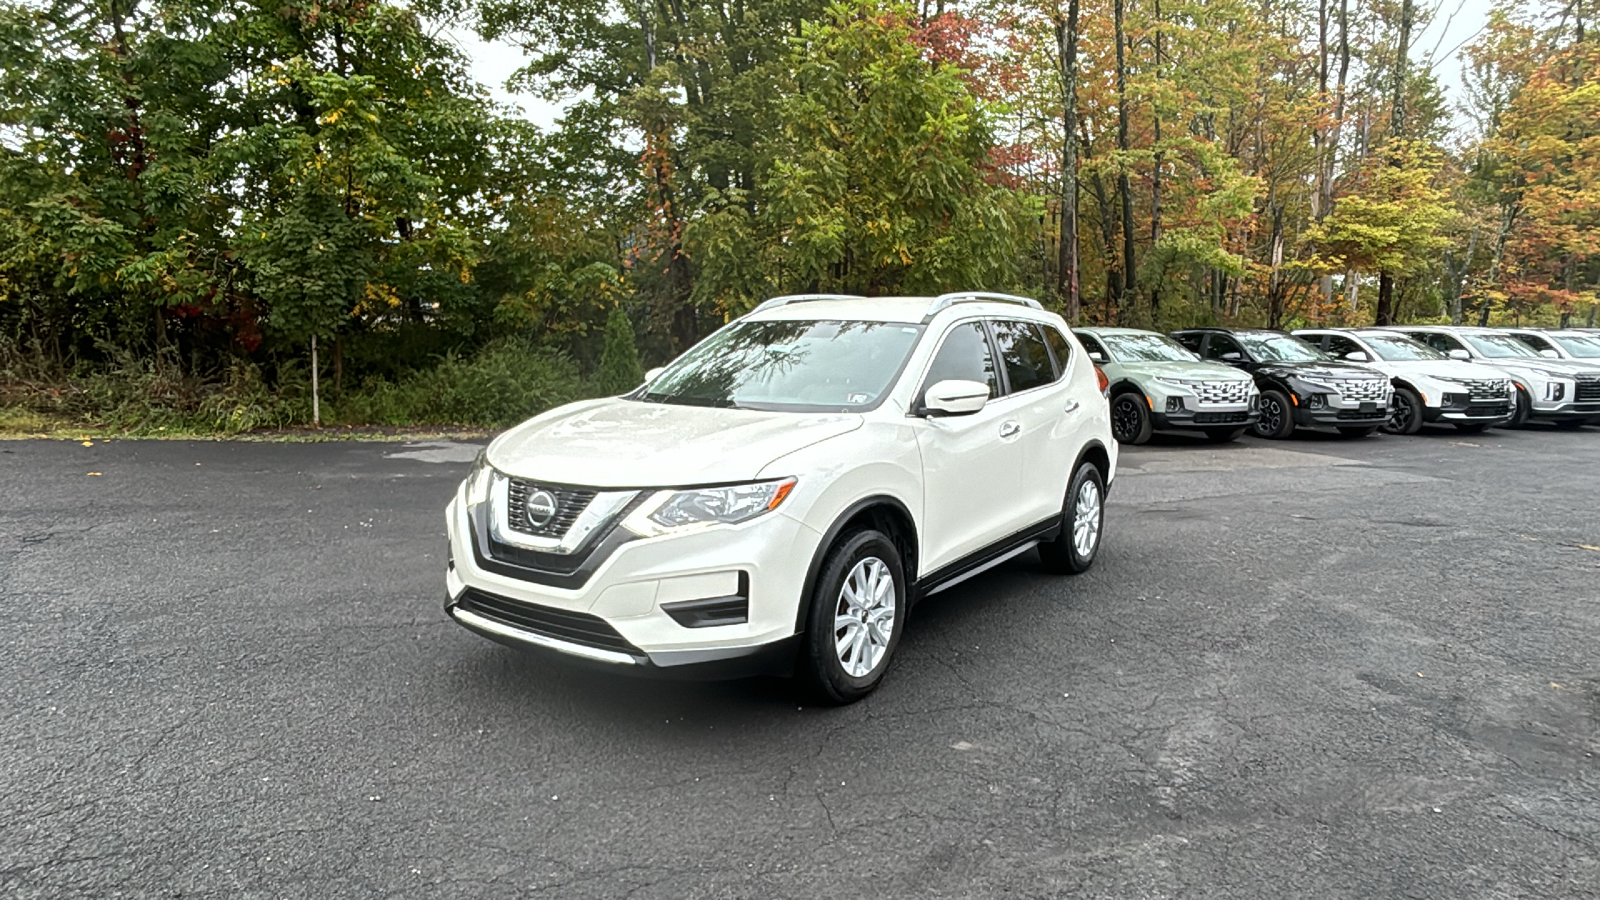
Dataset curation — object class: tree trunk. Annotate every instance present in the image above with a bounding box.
[1374,272,1395,326]
[1267,206,1286,328]
[1150,0,1163,328]
[1053,0,1082,324]
[1114,0,1136,320]
[310,334,321,428]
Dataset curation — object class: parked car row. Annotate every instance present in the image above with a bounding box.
[441,292,1600,704]
[1075,324,1600,443]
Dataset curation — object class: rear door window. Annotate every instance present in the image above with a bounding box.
[922,322,999,400]
[1042,325,1076,375]
[991,320,1056,393]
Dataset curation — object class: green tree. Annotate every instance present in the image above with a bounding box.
[594,306,645,395]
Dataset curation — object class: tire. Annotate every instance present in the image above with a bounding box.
[798,529,907,705]
[1252,389,1295,439]
[1383,386,1424,435]
[1505,386,1532,428]
[1203,427,1247,443]
[1337,426,1378,438]
[1110,391,1153,445]
[1454,422,1491,433]
[1039,460,1105,575]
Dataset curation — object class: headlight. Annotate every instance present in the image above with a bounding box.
[464,451,494,507]
[1152,377,1197,390]
[625,478,798,536]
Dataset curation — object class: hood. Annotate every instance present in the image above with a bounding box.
[1476,357,1595,379]
[1259,360,1386,381]
[1385,359,1509,381]
[487,398,864,487]
[1109,359,1253,382]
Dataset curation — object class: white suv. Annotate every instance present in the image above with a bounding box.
[1293,328,1514,434]
[445,292,1116,703]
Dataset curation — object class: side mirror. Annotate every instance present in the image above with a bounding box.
[1447,349,1470,360]
[1220,352,1243,362]
[1088,350,1106,363]
[643,366,666,384]
[1539,349,1559,358]
[922,379,990,417]
[1343,351,1370,362]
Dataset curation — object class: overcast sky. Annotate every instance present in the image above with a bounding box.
[444,0,1498,134]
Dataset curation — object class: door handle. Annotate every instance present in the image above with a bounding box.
[1062,400,1081,414]
[999,421,1022,438]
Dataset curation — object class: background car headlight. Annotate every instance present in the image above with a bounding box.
[626,478,797,536]
[464,452,494,507]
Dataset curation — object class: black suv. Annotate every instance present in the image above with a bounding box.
[1169,328,1394,438]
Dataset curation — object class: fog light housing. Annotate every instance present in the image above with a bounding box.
[1307,393,1328,410]
[1166,396,1184,413]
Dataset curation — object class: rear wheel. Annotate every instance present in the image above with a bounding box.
[1203,427,1247,443]
[1384,387,1424,435]
[1110,392,1153,445]
[1337,426,1378,438]
[1039,461,1105,575]
[799,530,907,705]
[1253,390,1295,439]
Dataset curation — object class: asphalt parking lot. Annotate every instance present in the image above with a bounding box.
[2,427,1598,899]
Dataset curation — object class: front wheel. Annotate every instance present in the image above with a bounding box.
[1253,389,1295,439]
[1384,387,1424,435]
[1506,386,1532,428]
[1039,460,1105,575]
[799,530,907,705]
[1110,392,1153,445]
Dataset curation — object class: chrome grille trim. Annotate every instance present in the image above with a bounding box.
[490,476,640,555]
[1193,380,1251,405]
[1327,378,1390,402]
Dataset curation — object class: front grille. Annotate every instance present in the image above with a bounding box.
[456,588,641,656]
[1329,378,1390,402]
[506,479,595,538]
[1461,378,1511,401]
[1194,411,1249,424]
[1194,380,1251,404]
[1577,374,1600,402]
[1336,408,1386,420]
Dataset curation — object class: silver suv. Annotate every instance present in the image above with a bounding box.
[1383,326,1600,428]
[1074,327,1259,444]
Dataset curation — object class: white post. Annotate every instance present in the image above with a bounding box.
[311,333,321,428]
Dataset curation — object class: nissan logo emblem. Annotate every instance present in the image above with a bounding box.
[524,490,559,527]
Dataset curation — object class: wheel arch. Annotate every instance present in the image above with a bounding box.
[795,496,919,632]
[1073,440,1113,500]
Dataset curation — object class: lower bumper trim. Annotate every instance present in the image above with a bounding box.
[450,606,643,665]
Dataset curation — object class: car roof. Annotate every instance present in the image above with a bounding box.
[1072,326,1162,336]
[1172,327,1285,336]
[744,293,1054,325]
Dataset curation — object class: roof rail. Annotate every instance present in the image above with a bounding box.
[926,291,1044,316]
[750,293,867,314]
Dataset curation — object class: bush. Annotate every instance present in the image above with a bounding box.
[335,338,589,427]
[593,307,645,396]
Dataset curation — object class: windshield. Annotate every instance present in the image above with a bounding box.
[1101,332,1199,362]
[1362,333,1444,361]
[637,319,924,412]
[1236,333,1328,362]
[1462,333,1540,359]
[1551,334,1600,358]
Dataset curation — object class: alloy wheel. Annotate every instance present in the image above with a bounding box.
[1387,392,1416,433]
[1257,396,1283,436]
[833,557,896,678]
[1111,397,1143,442]
[1072,479,1102,559]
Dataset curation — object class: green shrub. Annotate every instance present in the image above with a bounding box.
[335,338,588,427]
[593,307,645,396]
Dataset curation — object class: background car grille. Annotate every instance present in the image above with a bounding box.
[1329,378,1389,402]
[1194,380,1251,404]
[456,588,642,656]
[1577,374,1600,402]
[1194,411,1249,424]
[506,479,596,538]
[1460,378,1511,401]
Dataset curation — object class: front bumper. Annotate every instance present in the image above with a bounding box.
[444,493,818,675]
[1529,400,1600,422]
[1293,404,1389,428]
[1150,403,1258,432]
[1423,398,1513,423]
